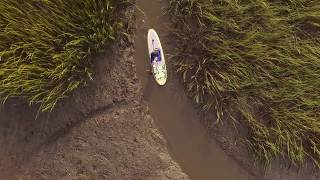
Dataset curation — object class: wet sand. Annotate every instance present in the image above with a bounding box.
[134,0,252,179]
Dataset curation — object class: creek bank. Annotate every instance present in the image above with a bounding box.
[0,7,188,179]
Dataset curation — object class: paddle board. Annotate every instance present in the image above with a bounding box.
[147,29,167,86]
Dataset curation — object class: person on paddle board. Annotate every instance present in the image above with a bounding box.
[150,39,163,75]
[150,49,161,63]
[147,29,167,85]
[150,40,161,64]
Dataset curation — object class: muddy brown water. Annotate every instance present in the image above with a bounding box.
[134,0,251,180]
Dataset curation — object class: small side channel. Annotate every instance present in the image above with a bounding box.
[134,0,251,179]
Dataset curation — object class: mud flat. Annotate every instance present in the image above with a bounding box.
[0,8,188,180]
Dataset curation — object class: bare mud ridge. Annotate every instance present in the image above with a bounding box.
[0,29,188,180]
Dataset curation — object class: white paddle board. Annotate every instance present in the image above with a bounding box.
[147,29,167,86]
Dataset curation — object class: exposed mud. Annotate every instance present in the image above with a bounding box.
[0,7,188,180]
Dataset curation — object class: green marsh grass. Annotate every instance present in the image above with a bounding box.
[168,0,320,166]
[0,0,129,112]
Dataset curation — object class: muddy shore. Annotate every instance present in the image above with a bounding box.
[0,8,188,179]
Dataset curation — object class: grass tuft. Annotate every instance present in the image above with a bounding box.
[0,0,129,112]
[168,0,320,166]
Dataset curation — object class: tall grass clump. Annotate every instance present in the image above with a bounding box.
[168,0,320,166]
[0,0,129,112]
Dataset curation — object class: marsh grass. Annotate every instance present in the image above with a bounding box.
[0,0,129,112]
[168,0,320,166]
